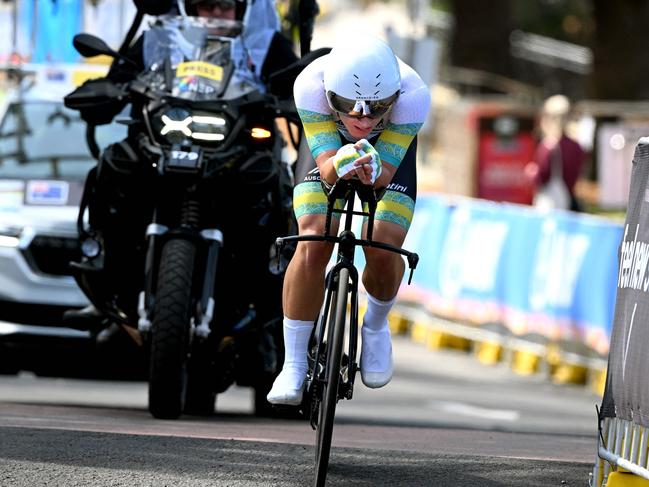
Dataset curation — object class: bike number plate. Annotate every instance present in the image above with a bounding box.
[165,146,202,171]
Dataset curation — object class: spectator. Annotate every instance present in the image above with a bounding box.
[526,94,585,211]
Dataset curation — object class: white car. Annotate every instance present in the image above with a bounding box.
[0,66,125,372]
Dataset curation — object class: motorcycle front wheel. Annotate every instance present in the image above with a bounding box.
[148,238,196,419]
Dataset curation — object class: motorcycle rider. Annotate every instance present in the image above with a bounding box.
[267,36,431,405]
[107,0,297,89]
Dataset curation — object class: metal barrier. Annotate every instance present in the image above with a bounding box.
[592,417,649,487]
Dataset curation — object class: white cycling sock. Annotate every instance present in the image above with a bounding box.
[362,292,396,331]
[278,317,313,385]
[361,293,395,387]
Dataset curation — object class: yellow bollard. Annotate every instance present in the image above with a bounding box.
[591,368,607,396]
[410,321,430,344]
[388,311,411,336]
[475,341,503,365]
[545,343,562,376]
[511,349,541,375]
[552,362,588,385]
[426,331,471,351]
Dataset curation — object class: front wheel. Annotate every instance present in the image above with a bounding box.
[314,268,349,487]
[148,238,196,419]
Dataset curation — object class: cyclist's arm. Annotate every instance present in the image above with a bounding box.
[315,150,339,185]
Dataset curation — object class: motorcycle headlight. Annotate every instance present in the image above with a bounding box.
[152,107,230,145]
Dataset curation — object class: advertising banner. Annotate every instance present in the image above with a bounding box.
[601,138,649,424]
[398,194,622,355]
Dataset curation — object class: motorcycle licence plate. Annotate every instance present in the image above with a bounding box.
[165,146,203,171]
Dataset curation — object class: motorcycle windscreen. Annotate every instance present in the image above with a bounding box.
[142,17,237,99]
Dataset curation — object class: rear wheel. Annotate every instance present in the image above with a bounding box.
[148,238,196,419]
[314,268,348,487]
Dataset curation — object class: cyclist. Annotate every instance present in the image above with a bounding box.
[267,36,431,405]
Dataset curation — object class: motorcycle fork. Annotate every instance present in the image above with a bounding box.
[137,194,222,341]
[194,228,223,339]
[138,218,167,334]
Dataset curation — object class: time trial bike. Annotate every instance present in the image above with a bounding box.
[276,178,419,486]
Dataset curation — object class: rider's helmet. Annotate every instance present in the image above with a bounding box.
[185,0,247,20]
[324,36,401,119]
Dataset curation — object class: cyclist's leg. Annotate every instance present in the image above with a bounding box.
[268,164,342,405]
[359,219,407,388]
[359,138,417,388]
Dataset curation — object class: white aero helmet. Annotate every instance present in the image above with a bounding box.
[324,36,401,119]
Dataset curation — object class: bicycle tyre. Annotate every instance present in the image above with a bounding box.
[314,267,349,487]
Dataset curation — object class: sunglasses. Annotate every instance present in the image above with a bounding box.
[326,90,399,120]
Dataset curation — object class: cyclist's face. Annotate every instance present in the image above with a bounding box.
[195,1,236,19]
[339,113,382,139]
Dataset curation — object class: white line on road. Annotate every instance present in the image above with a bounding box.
[427,400,521,421]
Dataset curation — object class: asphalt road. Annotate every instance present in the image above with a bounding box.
[0,336,600,486]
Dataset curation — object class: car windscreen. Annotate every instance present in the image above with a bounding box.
[0,101,125,179]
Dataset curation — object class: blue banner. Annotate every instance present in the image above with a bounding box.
[394,195,622,355]
[20,0,83,63]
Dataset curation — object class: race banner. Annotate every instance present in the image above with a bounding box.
[390,193,622,356]
[601,138,649,424]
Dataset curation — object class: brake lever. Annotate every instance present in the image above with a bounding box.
[407,253,419,285]
[275,237,285,273]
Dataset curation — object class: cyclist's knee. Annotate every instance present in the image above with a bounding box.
[364,246,402,272]
[295,240,333,270]
[293,216,332,267]
[365,220,407,247]
[363,221,407,271]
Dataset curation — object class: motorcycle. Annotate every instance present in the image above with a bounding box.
[64,10,305,419]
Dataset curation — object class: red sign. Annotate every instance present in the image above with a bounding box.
[476,116,536,204]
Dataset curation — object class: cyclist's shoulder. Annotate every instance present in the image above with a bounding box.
[294,56,330,111]
[391,58,431,122]
[295,53,329,87]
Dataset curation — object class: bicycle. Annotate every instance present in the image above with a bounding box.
[275,178,419,487]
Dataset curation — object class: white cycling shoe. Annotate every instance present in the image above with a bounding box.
[360,325,393,388]
[266,367,307,406]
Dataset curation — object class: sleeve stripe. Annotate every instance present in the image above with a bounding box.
[379,130,414,148]
[303,121,338,138]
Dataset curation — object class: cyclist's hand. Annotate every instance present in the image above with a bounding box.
[354,139,382,185]
[333,144,368,179]
[332,142,380,185]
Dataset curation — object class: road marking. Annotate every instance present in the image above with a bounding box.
[427,400,521,421]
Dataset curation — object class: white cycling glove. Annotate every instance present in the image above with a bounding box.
[332,140,382,184]
[332,144,362,178]
[355,139,382,184]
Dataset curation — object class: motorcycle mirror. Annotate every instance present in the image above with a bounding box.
[73,33,118,59]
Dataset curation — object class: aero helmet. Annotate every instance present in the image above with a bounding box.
[324,36,401,119]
